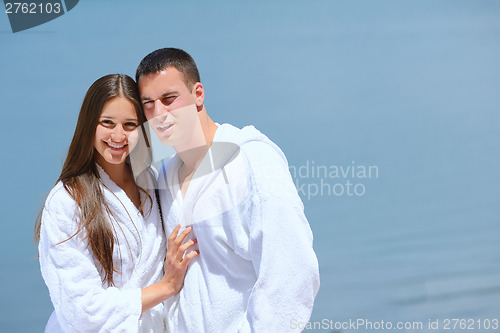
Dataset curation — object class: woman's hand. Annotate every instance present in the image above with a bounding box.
[141,224,198,313]
[161,224,199,295]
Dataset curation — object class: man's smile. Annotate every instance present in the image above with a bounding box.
[157,122,174,132]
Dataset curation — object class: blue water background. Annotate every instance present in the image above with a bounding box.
[1,1,499,331]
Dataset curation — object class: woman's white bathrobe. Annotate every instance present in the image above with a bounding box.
[159,123,320,332]
[39,166,166,332]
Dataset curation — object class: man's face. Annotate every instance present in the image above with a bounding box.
[138,67,203,149]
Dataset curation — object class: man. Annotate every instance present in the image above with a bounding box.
[136,48,319,332]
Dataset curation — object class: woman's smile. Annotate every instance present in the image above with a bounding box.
[104,141,128,150]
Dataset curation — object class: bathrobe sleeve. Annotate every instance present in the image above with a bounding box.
[237,142,320,333]
[38,186,143,333]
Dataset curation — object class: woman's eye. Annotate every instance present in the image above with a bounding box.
[100,120,114,128]
[124,122,139,130]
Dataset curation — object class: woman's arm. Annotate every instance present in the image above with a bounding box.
[39,187,197,331]
[141,224,198,313]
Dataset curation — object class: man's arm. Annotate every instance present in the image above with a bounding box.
[238,141,320,332]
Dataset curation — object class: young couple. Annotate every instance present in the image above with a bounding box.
[36,48,319,332]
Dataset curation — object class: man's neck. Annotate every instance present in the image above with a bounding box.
[176,114,218,173]
[175,114,218,199]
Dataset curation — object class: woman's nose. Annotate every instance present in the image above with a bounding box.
[110,125,126,141]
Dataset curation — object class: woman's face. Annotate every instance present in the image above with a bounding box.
[94,97,140,166]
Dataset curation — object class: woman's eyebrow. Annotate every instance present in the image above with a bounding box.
[99,116,137,121]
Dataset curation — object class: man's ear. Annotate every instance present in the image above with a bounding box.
[193,82,204,110]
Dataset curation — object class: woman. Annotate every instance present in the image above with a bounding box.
[35,74,197,332]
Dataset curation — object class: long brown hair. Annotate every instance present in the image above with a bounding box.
[35,74,151,286]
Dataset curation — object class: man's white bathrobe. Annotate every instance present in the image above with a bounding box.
[39,166,166,332]
[158,123,320,333]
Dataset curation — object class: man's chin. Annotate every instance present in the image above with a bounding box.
[158,136,175,147]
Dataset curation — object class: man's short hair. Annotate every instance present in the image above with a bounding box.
[136,48,201,90]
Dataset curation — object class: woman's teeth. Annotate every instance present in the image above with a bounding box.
[107,142,125,148]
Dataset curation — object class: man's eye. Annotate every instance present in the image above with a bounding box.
[160,96,175,106]
[142,101,154,110]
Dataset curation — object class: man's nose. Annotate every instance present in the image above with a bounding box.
[153,99,169,118]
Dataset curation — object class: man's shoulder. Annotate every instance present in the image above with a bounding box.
[238,129,288,172]
[239,140,286,166]
[236,135,297,198]
[216,123,285,161]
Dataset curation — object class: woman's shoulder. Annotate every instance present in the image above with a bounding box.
[43,181,77,216]
[40,181,80,235]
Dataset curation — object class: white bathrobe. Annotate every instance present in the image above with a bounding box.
[39,166,166,333]
[158,123,320,333]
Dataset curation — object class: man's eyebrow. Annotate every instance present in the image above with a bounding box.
[141,91,179,101]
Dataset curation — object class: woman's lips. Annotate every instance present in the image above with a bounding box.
[105,141,127,151]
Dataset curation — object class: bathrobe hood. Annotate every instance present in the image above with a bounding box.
[194,123,285,181]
